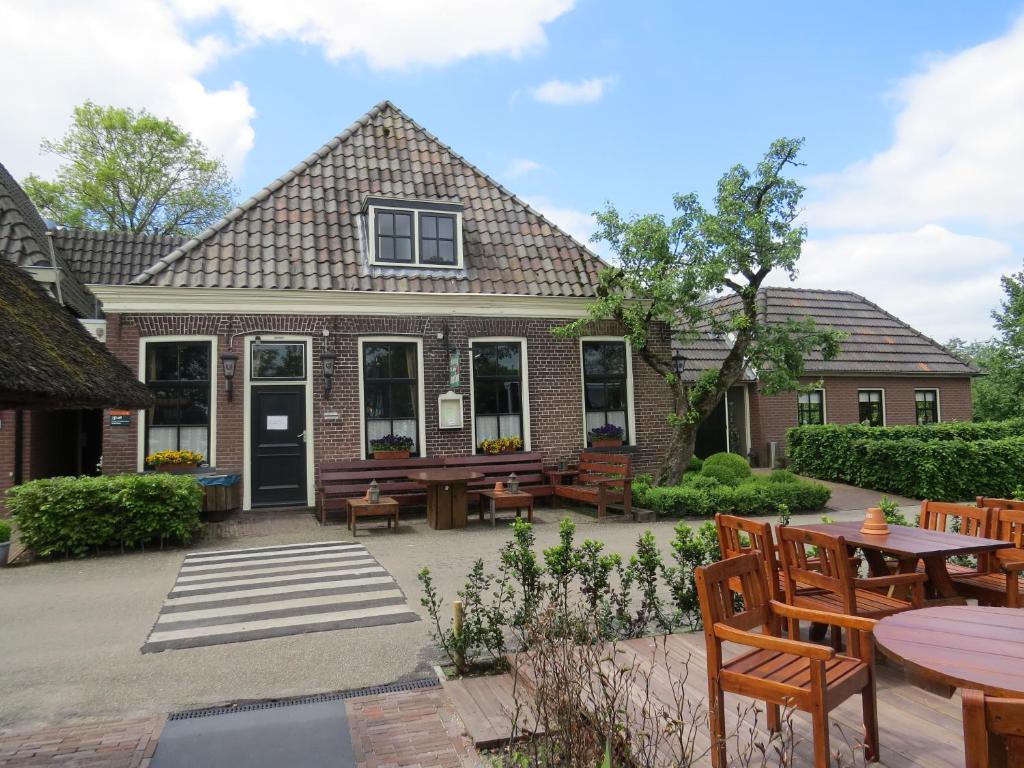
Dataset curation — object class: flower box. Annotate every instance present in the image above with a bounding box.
[373,450,411,460]
[157,462,199,473]
[591,438,623,449]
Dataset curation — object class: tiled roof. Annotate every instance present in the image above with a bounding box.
[132,101,607,295]
[0,162,95,317]
[677,287,976,378]
[54,228,183,285]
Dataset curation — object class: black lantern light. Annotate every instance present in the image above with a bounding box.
[220,351,239,401]
[322,349,336,397]
[672,350,686,375]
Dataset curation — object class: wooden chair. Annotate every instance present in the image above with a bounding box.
[777,526,925,648]
[956,506,1024,608]
[549,451,632,519]
[962,689,1024,768]
[695,552,879,768]
[915,500,996,578]
[715,514,785,601]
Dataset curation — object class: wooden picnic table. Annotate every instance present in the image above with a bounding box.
[874,606,1024,698]
[794,521,1011,599]
[408,468,483,530]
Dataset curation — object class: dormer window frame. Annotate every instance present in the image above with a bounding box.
[364,196,465,270]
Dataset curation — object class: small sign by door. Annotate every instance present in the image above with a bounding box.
[266,415,288,430]
[448,351,460,388]
[110,410,131,427]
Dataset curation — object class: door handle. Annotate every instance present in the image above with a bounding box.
[297,431,306,443]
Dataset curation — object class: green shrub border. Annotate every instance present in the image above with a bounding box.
[632,473,830,517]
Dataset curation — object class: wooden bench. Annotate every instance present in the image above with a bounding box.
[317,456,445,525]
[444,451,552,511]
[548,451,632,519]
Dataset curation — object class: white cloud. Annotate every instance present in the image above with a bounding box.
[805,15,1024,230]
[506,158,544,178]
[174,0,575,70]
[0,0,256,180]
[788,225,1012,341]
[530,76,614,105]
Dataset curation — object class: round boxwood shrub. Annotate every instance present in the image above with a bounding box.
[701,452,752,486]
[686,474,722,490]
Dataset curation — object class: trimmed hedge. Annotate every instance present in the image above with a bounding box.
[633,473,830,517]
[6,474,203,558]
[787,422,1024,500]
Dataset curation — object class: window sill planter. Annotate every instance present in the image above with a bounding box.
[156,462,199,473]
[591,438,623,449]
[373,450,411,460]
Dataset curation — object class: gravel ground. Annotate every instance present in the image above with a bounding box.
[0,497,894,730]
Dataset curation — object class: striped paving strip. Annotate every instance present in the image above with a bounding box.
[143,541,418,653]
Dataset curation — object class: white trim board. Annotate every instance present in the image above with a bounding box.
[89,285,596,319]
[467,337,532,454]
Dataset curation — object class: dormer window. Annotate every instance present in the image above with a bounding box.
[365,197,463,269]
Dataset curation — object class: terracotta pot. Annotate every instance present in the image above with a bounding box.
[592,438,623,449]
[373,450,410,460]
[860,506,889,535]
[156,462,198,473]
[494,481,505,493]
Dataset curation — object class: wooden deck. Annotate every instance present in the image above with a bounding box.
[445,631,966,767]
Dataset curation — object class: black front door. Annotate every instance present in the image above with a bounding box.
[695,397,728,459]
[251,386,307,507]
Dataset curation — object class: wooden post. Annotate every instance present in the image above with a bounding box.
[452,599,465,671]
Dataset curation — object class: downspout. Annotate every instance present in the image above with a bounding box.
[45,231,64,307]
[13,410,23,485]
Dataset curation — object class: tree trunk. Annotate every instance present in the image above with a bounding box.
[655,420,700,486]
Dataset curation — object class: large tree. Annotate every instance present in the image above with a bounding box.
[23,101,235,237]
[559,138,842,485]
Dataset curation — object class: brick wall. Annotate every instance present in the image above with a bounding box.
[749,375,974,466]
[101,312,675,508]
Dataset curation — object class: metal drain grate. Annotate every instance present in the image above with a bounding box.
[168,677,440,721]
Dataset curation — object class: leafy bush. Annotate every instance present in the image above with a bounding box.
[767,469,798,484]
[700,452,752,485]
[632,473,829,517]
[685,473,723,491]
[0,519,10,544]
[687,455,703,472]
[788,422,1024,500]
[6,474,202,558]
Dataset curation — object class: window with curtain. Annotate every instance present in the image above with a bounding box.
[915,389,939,425]
[145,341,211,460]
[363,342,419,455]
[472,342,523,450]
[797,390,825,425]
[582,341,629,446]
[858,390,884,426]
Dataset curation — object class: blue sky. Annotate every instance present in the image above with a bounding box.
[3,1,1023,341]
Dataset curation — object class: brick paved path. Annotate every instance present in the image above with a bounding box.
[0,715,164,767]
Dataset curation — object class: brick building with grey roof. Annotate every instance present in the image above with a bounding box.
[676,287,977,465]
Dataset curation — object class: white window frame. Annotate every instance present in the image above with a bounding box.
[242,335,315,511]
[366,201,464,270]
[915,388,941,425]
[578,337,637,447]
[137,335,218,472]
[857,388,886,427]
[797,388,827,426]
[468,337,531,454]
[357,336,427,459]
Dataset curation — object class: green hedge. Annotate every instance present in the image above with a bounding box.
[787,422,1024,500]
[700,452,753,486]
[6,474,203,558]
[632,473,830,517]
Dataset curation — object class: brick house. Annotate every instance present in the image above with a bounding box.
[2,101,675,510]
[677,287,977,466]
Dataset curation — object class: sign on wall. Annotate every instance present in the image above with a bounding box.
[109,409,132,427]
[449,351,460,388]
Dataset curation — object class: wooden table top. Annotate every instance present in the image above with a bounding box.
[478,488,532,500]
[794,521,1011,558]
[348,496,398,508]
[874,606,1024,696]
[407,468,484,484]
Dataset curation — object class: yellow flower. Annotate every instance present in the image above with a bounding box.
[146,449,204,466]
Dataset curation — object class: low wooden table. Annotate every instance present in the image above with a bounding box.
[347,496,399,536]
[408,469,483,530]
[478,489,534,526]
[794,521,1011,600]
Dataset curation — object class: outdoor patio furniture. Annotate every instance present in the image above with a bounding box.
[347,496,400,536]
[407,468,483,530]
[477,488,533,526]
[912,500,996,578]
[317,456,445,525]
[962,689,1024,768]
[444,451,554,507]
[695,551,879,768]
[791,520,1010,601]
[548,451,632,519]
[777,526,925,647]
[954,506,1024,607]
[874,606,1024,698]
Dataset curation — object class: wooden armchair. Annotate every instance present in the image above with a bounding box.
[695,552,879,768]
[956,506,1024,608]
[962,689,1024,768]
[916,500,996,578]
[777,526,925,648]
[715,514,786,601]
[549,451,632,519]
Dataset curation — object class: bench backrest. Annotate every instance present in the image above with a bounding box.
[444,451,547,487]
[318,453,550,494]
[577,451,632,486]
[920,500,993,538]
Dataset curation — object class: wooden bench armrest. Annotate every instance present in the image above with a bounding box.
[1001,558,1024,572]
[590,476,633,486]
[855,572,927,590]
[768,600,877,632]
[714,622,835,661]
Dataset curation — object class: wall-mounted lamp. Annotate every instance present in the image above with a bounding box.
[672,351,686,375]
[220,351,239,401]
[322,350,336,398]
